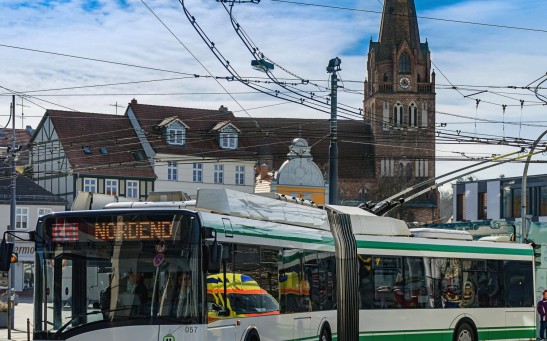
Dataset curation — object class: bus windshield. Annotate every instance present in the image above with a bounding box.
[33,211,204,338]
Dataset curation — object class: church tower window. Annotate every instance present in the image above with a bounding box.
[393,103,403,127]
[399,52,411,74]
[408,102,418,127]
[383,72,388,82]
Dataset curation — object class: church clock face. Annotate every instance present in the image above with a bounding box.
[399,77,411,89]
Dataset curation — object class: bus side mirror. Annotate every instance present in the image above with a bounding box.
[207,243,222,274]
[0,238,15,272]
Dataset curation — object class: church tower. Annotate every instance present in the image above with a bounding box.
[363,0,437,222]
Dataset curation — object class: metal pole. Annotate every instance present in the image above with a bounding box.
[8,94,16,340]
[521,129,547,242]
[327,58,340,205]
[522,77,547,242]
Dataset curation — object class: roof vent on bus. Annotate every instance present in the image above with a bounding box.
[478,235,512,243]
[410,228,473,241]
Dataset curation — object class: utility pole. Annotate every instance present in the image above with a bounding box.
[522,74,547,242]
[327,57,341,205]
[8,94,16,339]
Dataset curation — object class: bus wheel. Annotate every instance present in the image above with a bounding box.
[454,322,475,341]
[245,329,260,341]
[319,323,332,341]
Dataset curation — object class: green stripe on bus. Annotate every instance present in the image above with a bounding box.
[326,326,536,341]
[356,240,534,256]
[208,222,532,257]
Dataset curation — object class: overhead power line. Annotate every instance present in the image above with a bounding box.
[269,0,547,34]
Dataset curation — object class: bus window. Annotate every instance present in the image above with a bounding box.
[372,257,402,309]
[504,261,533,307]
[440,259,462,308]
[401,257,429,309]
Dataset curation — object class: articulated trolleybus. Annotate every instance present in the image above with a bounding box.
[3,189,535,340]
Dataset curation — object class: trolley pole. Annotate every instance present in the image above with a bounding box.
[327,57,341,205]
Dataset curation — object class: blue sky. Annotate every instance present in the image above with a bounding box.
[0,0,546,184]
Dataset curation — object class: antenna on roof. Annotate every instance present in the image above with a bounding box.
[110,102,124,115]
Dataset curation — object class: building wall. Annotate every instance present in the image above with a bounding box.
[487,180,501,220]
[32,116,74,204]
[0,202,66,292]
[465,182,479,221]
[154,154,255,198]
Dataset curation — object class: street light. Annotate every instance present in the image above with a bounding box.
[327,57,341,205]
[251,59,274,73]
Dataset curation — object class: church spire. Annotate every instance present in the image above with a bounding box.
[378,0,421,59]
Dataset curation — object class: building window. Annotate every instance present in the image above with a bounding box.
[83,178,97,192]
[501,188,511,218]
[512,188,521,218]
[38,208,53,216]
[127,180,139,198]
[478,193,487,220]
[16,207,29,229]
[166,122,186,145]
[541,187,547,216]
[415,159,428,178]
[105,179,118,196]
[393,103,403,127]
[235,165,245,185]
[408,103,418,127]
[214,164,224,184]
[193,163,203,182]
[220,127,237,149]
[82,146,92,155]
[405,163,412,180]
[456,194,465,221]
[167,161,178,181]
[383,72,388,82]
[381,158,394,177]
[399,52,411,73]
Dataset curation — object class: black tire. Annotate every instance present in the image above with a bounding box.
[245,329,260,341]
[319,324,332,341]
[454,322,475,341]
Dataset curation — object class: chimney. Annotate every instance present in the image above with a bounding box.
[260,163,270,180]
[131,98,138,105]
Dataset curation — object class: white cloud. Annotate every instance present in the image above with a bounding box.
[0,0,546,181]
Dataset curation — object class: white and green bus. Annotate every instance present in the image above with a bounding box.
[2,189,535,340]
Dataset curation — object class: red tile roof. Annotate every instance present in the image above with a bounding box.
[35,110,156,178]
[0,128,33,166]
[129,102,255,160]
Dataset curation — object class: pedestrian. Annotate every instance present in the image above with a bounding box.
[538,289,547,340]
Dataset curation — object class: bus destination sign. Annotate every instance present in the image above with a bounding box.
[94,221,174,241]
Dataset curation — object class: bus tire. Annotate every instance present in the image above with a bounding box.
[454,322,476,341]
[319,323,332,341]
[244,329,260,341]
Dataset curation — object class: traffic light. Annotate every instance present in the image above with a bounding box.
[0,238,14,272]
[533,243,542,267]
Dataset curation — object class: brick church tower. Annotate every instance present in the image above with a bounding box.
[364,0,438,222]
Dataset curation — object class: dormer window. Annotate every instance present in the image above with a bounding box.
[220,130,238,149]
[219,125,239,149]
[166,121,186,145]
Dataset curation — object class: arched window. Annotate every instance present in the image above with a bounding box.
[408,103,417,127]
[399,52,411,74]
[405,163,412,180]
[398,163,404,177]
[383,72,388,82]
[393,103,403,126]
[417,73,421,83]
